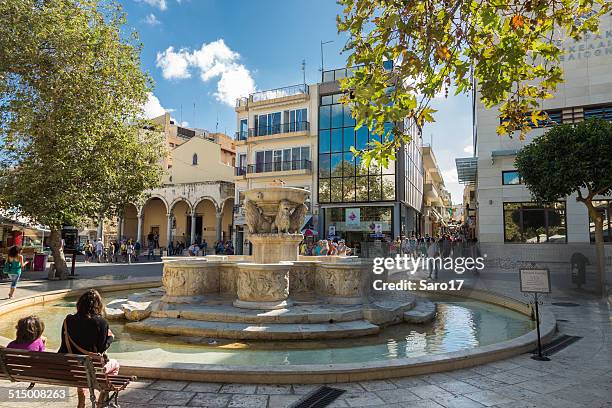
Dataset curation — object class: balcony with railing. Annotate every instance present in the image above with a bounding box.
[235,166,247,177]
[246,159,312,176]
[322,61,393,83]
[234,121,309,142]
[235,84,309,109]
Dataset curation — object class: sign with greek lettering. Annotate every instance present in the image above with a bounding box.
[519,268,551,293]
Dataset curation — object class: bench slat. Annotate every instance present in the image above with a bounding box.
[6,360,92,371]
[3,351,104,364]
[0,347,133,393]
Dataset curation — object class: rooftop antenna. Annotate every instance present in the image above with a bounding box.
[301,59,306,85]
[320,40,334,72]
[193,103,196,128]
[215,112,219,133]
[180,104,183,124]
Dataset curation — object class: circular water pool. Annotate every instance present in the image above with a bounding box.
[0,291,533,366]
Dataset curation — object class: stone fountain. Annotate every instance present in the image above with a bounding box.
[235,186,309,309]
[122,184,434,341]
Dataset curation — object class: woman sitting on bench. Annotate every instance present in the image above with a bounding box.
[59,289,119,408]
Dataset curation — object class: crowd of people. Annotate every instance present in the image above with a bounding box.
[386,232,481,259]
[300,238,353,256]
[82,238,142,264]
[80,234,237,263]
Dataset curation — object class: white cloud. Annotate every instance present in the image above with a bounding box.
[142,93,168,119]
[156,46,191,79]
[143,13,160,26]
[463,144,473,154]
[136,0,167,11]
[155,39,256,106]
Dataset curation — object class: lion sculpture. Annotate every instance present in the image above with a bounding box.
[272,199,308,233]
[244,200,271,234]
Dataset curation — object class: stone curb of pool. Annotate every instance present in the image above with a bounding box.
[0,279,556,384]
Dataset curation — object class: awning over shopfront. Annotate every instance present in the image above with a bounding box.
[455,157,477,184]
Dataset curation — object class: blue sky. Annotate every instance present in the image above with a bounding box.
[122,0,472,203]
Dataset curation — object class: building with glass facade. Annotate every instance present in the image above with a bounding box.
[316,69,423,250]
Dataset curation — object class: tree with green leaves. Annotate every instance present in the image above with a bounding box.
[0,0,165,278]
[337,0,610,166]
[515,119,612,295]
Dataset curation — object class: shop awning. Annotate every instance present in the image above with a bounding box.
[455,157,477,184]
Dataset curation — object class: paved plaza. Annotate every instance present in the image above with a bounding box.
[0,262,610,408]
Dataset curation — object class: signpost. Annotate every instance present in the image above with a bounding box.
[519,268,551,361]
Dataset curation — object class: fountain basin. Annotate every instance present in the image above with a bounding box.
[244,187,309,218]
[161,261,219,303]
[234,263,292,310]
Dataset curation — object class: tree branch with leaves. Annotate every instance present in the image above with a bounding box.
[337,0,610,167]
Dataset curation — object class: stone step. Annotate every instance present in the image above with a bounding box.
[126,317,380,340]
[403,299,437,324]
[151,299,413,324]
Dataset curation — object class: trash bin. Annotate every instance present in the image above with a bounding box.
[33,253,48,272]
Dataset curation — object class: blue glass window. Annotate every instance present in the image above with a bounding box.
[331,153,343,177]
[356,127,368,150]
[343,128,355,152]
[343,152,355,177]
[331,104,343,128]
[502,171,521,185]
[319,154,330,177]
[343,105,356,127]
[330,128,343,153]
[319,106,331,130]
[319,130,331,153]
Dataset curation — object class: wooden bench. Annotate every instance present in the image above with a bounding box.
[0,347,134,408]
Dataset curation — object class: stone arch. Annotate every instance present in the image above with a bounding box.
[193,196,220,214]
[142,196,169,247]
[143,195,169,213]
[193,197,219,245]
[169,197,193,214]
[168,197,192,247]
[122,203,139,241]
[220,196,235,213]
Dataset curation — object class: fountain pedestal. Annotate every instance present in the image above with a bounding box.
[233,263,293,310]
[249,233,303,263]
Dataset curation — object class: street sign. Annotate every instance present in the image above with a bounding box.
[519,267,551,361]
[519,268,551,293]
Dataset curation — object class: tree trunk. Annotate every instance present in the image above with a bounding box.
[48,229,68,280]
[585,201,606,297]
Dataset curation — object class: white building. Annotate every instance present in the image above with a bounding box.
[457,15,612,289]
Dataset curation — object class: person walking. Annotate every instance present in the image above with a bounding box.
[95,239,104,263]
[126,242,134,264]
[4,246,27,299]
[427,238,440,280]
[134,241,141,262]
[147,240,155,260]
[201,239,208,256]
[84,240,93,263]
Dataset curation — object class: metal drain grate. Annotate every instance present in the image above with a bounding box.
[290,386,346,408]
[551,302,580,307]
[540,334,583,356]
